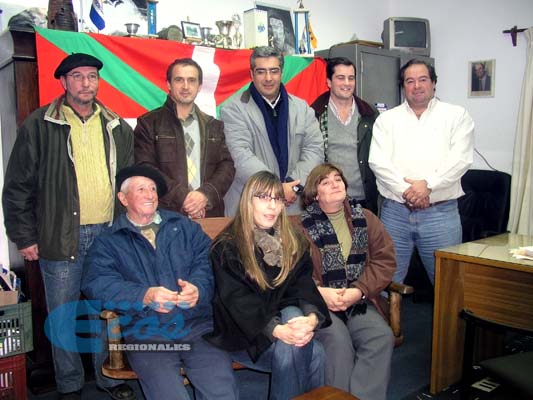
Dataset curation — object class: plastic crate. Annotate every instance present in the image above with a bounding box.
[0,302,33,358]
[0,354,26,400]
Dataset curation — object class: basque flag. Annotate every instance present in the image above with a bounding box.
[90,0,105,30]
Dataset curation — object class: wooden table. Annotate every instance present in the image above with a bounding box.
[292,386,359,399]
[430,233,533,394]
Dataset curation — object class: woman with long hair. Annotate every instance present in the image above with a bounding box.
[204,171,329,399]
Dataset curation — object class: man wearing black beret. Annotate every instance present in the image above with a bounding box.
[2,53,135,399]
[82,165,238,400]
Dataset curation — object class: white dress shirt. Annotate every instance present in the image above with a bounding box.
[369,97,474,203]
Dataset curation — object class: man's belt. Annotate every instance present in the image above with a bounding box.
[404,200,448,211]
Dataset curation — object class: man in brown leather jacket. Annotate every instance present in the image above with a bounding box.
[134,58,235,217]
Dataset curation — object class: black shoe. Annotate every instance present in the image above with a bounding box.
[58,390,82,400]
[98,383,136,400]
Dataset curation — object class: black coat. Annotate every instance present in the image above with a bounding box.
[204,237,330,362]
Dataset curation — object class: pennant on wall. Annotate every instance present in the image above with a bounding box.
[35,27,328,121]
[89,0,105,31]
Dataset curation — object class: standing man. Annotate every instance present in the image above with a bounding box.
[2,53,135,400]
[221,46,323,216]
[369,59,474,285]
[311,57,380,214]
[82,165,238,400]
[134,58,234,218]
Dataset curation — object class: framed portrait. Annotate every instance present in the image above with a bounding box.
[468,59,495,97]
[255,1,296,54]
[181,21,202,40]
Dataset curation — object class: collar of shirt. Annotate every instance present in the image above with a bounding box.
[404,96,438,119]
[126,210,162,228]
[328,96,357,126]
[179,107,198,128]
[63,101,99,122]
[261,92,281,110]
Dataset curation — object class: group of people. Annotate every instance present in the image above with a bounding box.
[2,44,473,400]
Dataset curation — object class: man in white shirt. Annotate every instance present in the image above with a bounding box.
[368,59,474,284]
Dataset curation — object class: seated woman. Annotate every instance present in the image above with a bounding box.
[204,171,330,399]
[299,163,396,400]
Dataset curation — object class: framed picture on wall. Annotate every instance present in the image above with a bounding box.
[255,1,296,54]
[181,21,202,40]
[468,59,495,97]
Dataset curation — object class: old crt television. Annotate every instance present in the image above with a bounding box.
[382,17,430,56]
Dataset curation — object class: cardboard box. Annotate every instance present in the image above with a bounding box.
[0,291,18,306]
[244,8,268,49]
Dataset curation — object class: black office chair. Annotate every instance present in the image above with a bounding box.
[460,309,533,399]
[458,169,512,242]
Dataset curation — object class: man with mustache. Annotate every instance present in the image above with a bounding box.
[2,53,135,399]
[134,58,234,218]
[369,58,474,287]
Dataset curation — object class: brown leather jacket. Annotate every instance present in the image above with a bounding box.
[134,96,235,217]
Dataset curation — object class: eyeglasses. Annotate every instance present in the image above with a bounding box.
[254,193,285,205]
[66,72,99,82]
[253,68,281,76]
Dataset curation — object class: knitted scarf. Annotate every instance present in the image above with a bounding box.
[249,82,289,180]
[301,198,367,288]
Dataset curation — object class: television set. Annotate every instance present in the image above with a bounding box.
[382,17,431,56]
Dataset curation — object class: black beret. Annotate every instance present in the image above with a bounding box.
[116,165,168,198]
[54,53,103,79]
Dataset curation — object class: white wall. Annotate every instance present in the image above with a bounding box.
[1,0,531,173]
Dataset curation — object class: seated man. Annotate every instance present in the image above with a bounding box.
[82,165,238,400]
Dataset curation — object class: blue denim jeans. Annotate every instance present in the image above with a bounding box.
[40,223,122,393]
[380,199,462,285]
[232,306,326,400]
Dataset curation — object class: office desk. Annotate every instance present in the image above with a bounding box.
[430,233,533,394]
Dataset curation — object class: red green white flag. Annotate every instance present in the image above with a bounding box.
[35,27,328,122]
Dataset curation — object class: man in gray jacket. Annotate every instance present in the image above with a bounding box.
[220,46,323,215]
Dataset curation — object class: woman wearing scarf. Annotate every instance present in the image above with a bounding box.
[204,171,330,399]
[299,163,396,400]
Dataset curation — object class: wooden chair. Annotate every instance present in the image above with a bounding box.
[101,216,412,382]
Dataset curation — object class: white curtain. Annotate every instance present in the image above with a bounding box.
[508,27,533,235]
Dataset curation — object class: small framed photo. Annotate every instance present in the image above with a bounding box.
[255,1,296,54]
[468,59,495,97]
[181,21,202,41]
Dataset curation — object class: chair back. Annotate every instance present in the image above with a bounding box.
[196,217,231,239]
[458,169,511,242]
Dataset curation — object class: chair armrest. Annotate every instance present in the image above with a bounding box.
[100,310,125,370]
[386,281,414,347]
[388,281,414,295]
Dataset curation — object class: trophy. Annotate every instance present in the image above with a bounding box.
[232,13,242,49]
[125,22,140,36]
[201,27,214,46]
[215,20,233,49]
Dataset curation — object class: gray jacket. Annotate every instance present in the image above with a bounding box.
[221,88,323,216]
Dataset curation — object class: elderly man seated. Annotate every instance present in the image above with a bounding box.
[82,165,238,400]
